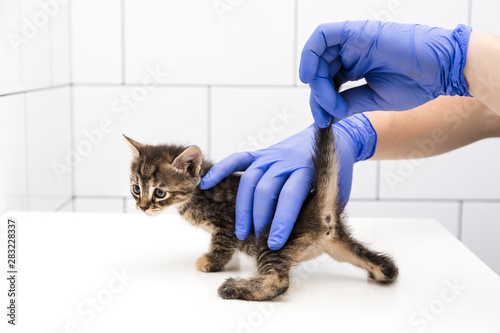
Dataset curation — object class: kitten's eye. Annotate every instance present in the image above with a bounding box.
[155,189,166,198]
[132,185,141,195]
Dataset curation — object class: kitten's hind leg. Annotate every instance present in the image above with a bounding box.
[218,248,291,301]
[196,231,236,273]
[325,237,398,283]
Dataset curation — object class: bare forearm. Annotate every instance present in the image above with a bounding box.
[367,96,500,160]
[464,30,500,116]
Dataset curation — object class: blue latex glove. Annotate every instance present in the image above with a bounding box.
[299,21,472,127]
[199,114,377,250]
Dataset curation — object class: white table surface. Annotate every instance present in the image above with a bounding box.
[1,211,499,333]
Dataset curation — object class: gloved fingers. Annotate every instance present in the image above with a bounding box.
[252,165,289,237]
[308,58,337,119]
[328,58,342,79]
[321,45,340,64]
[235,166,266,240]
[299,22,346,83]
[199,151,254,189]
[267,168,314,250]
[309,93,333,128]
[340,84,385,116]
[314,57,332,79]
[309,85,347,126]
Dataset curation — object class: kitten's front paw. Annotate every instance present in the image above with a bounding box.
[196,255,222,272]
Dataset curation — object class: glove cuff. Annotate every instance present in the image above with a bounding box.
[337,113,377,162]
[448,24,473,97]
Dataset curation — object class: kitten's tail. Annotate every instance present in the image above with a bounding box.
[313,123,341,221]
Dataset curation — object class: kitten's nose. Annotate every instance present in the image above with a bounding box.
[139,205,148,211]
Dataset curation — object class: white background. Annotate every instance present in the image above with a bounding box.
[0,0,499,274]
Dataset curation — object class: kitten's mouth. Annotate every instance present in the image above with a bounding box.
[142,208,162,216]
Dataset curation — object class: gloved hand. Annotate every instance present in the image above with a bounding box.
[199,113,377,250]
[299,21,472,127]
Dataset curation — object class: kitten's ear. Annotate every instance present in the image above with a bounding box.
[172,146,203,177]
[123,134,145,159]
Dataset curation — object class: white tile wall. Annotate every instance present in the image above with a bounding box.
[471,0,500,35]
[385,0,469,27]
[0,1,21,92]
[462,202,500,274]
[379,139,500,200]
[210,87,313,160]
[0,0,70,94]
[124,198,138,214]
[351,161,378,200]
[19,0,52,85]
[0,95,27,212]
[50,0,70,85]
[73,198,124,213]
[298,0,468,30]
[0,0,64,94]
[346,200,461,237]
[25,87,72,210]
[71,0,122,83]
[124,0,295,85]
[72,86,208,197]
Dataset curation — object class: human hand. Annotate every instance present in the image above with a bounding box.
[199,114,377,250]
[299,21,472,127]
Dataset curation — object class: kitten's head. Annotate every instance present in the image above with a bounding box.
[123,135,203,216]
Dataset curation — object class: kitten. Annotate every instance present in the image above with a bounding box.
[124,125,398,301]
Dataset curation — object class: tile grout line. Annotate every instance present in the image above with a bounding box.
[349,198,500,203]
[17,1,23,88]
[74,195,132,199]
[70,83,303,89]
[0,82,306,100]
[69,86,76,212]
[55,197,73,212]
[23,93,29,211]
[292,0,298,87]
[121,0,126,85]
[375,161,381,200]
[68,0,75,212]
[68,0,74,83]
[48,15,54,86]
[207,85,212,157]
[467,0,472,26]
[0,83,71,98]
[458,200,464,241]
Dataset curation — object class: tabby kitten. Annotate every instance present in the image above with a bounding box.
[124,125,398,301]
